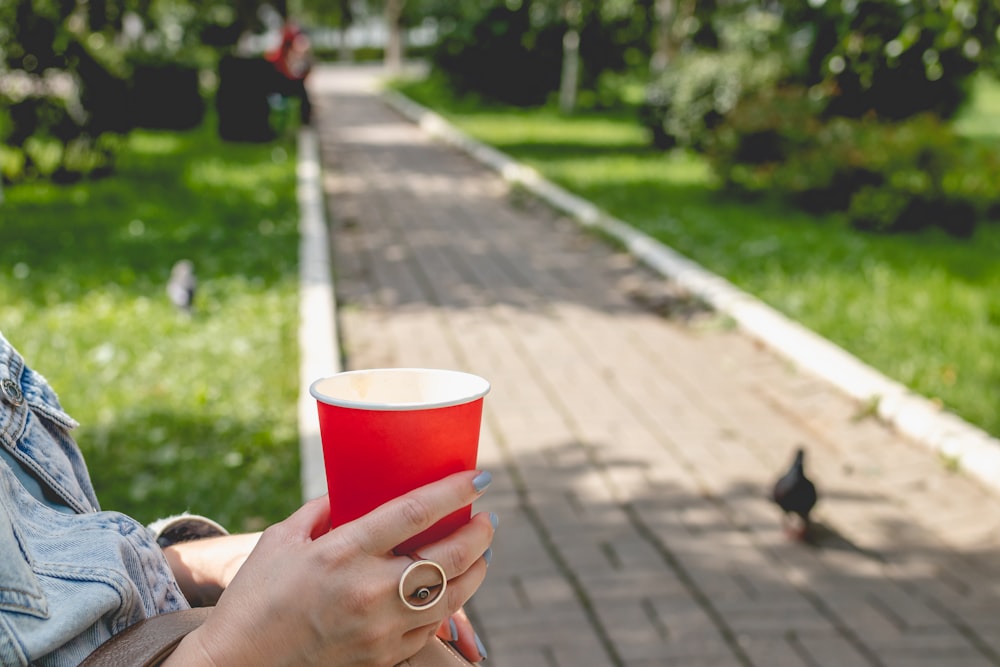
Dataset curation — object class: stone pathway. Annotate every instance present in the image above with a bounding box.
[308,64,1000,667]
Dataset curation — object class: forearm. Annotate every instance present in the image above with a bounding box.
[163,533,262,607]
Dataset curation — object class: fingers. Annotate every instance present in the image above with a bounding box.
[395,555,487,648]
[394,514,495,612]
[448,608,487,663]
[390,508,494,644]
[277,494,333,542]
[407,511,496,584]
[338,470,493,557]
[433,609,487,663]
[435,616,460,644]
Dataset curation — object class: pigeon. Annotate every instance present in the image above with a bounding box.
[166,259,197,315]
[771,447,818,541]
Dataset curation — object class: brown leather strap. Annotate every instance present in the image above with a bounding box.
[81,607,477,667]
[397,637,479,667]
[80,607,212,667]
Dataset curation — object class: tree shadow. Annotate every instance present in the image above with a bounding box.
[468,438,1000,666]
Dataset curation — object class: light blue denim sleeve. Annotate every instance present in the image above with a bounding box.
[0,332,189,666]
[0,494,48,663]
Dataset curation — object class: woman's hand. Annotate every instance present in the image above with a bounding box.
[164,470,495,667]
[163,533,262,607]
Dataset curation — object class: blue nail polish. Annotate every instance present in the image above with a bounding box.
[449,618,458,642]
[474,632,488,660]
[489,512,499,530]
[472,471,493,493]
[483,547,493,566]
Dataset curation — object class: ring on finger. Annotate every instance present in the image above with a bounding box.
[398,554,447,611]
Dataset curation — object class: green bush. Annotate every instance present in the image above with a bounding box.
[787,0,1000,121]
[640,49,784,150]
[0,89,122,184]
[707,88,999,235]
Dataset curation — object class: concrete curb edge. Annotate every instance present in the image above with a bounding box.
[380,89,1000,493]
[297,127,340,502]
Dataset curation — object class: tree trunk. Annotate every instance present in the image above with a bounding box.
[651,0,675,75]
[558,0,582,114]
[338,0,354,62]
[559,28,580,114]
[384,0,406,73]
[338,34,353,62]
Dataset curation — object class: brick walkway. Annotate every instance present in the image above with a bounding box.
[308,64,1000,667]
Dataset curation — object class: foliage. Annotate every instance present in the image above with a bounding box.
[391,74,1000,440]
[638,0,1000,232]
[0,117,301,531]
[428,0,656,108]
[784,0,1000,120]
[0,0,304,181]
[706,86,1000,235]
[0,66,127,184]
[640,48,784,150]
[430,2,563,106]
[639,7,791,148]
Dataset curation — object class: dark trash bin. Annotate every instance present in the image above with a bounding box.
[216,55,275,142]
[131,63,205,130]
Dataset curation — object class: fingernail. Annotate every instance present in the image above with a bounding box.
[483,547,493,566]
[489,512,499,530]
[448,617,458,642]
[474,632,488,660]
[472,471,493,493]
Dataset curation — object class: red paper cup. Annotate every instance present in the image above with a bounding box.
[310,368,490,553]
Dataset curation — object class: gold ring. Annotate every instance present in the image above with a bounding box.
[398,558,447,611]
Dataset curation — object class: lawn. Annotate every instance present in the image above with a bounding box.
[0,119,301,532]
[392,73,1000,440]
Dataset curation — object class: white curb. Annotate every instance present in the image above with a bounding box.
[381,90,1000,493]
[297,127,340,502]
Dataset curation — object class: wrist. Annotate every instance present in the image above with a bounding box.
[161,626,219,667]
[162,533,261,607]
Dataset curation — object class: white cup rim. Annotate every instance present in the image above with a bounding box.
[309,368,491,411]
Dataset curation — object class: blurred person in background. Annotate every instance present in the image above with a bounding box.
[266,17,314,125]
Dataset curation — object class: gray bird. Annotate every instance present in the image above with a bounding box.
[771,447,818,541]
[166,260,197,314]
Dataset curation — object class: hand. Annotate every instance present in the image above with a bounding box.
[162,532,262,607]
[164,470,495,667]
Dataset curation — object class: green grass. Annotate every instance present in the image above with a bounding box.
[0,119,301,532]
[392,74,1000,440]
[954,72,1000,140]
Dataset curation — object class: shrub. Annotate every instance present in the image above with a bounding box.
[707,88,999,235]
[0,85,121,184]
[639,9,791,150]
[787,0,1000,121]
[640,49,785,150]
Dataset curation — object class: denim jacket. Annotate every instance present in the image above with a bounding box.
[0,332,222,666]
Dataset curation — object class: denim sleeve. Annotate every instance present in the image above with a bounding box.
[0,499,47,665]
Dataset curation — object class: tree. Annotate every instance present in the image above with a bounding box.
[559,0,582,113]
[384,0,406,73]
[0,0,297,182]
[783,0,1000,119]
[427,0,656,109]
